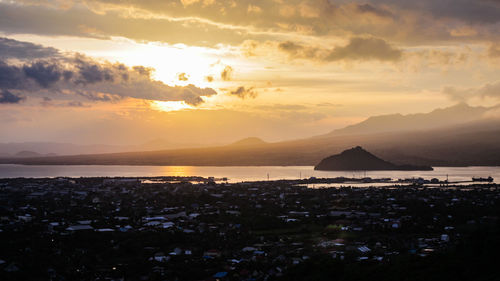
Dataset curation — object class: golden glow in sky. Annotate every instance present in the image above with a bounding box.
[112,42,221,88]
[0,0,500,145]
[151,101,194,112]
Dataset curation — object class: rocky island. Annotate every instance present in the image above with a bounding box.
[314,146,433,171]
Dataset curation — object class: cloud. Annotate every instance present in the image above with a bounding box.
[277,42,316,61]
[0,90,25,104]
[132,65,154,77]
[474,82,500,98]
[257,104,308,111]
[443,81,500,101]
[180,0,200,7]
[489,44,500,57]
[355,3,393,18]
[247,5,262,14]
[252,103,328,122]
[383,0,500,24]
[0,38,218,105]
[3,0,500,49]
[68,57,218,105]
[240,40,260,57]
[403,48,470,71]
[221,65,233,81]
[442,86,472,102]
[74,58,114,84]
[75,90,122,102]
[0,37,60,59]
[325,37,402,62]
[278,41,320,59]
[0,61,28,90]
[316,102,342,107]
[0,2,251,47]
[229,86,257,99]
[67,101,87,107]
[279,37,402,62]
[449,26,477,37]
[41,96,90,107]
[23,61,66,88]
[178,72,189,81]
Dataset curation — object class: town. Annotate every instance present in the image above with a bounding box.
[0,177,499,280]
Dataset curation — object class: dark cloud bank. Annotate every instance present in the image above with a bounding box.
[0,37,217,106]
[0,90,25,104]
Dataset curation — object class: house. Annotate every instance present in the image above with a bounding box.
[96,228,114,232]
[48,222,60,232]
[358,246,371,254]
[66,225,94,232]
[441,234,450,242]
[203,249,221,258]
[153,253,169,262]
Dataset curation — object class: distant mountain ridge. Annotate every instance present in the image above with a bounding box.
[326,103,495,136]
[230,137,267,147]
[0,139,209,157]
[14,151,57,158]
[314,146,433,171]
[1,103,500,167]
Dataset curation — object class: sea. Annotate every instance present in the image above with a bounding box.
[0,164,499,184]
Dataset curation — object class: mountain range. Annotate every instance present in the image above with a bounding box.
[1,103,499,167]
[327,102,492,136]
[0,139,209,157]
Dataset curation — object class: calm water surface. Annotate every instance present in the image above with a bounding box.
[0,164,499,183]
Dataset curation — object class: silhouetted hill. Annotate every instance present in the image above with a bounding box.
[314,146,433,171]
[230,137,267,147]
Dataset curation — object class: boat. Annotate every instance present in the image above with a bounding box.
[472,176,493,182]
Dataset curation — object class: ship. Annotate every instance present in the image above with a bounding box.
[472,176,494,182]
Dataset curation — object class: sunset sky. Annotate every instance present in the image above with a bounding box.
[1,0,500,146]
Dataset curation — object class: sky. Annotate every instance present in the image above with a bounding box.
[1,0,500,146]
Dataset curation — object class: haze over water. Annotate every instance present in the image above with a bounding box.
[0,164,498,184]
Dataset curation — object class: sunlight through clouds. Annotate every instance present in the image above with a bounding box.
[1,0,500,145]
[150,100,194,112]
